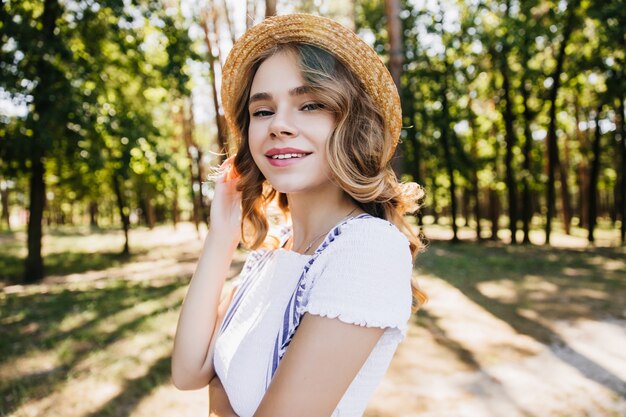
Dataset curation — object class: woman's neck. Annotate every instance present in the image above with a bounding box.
[285,187,361,254]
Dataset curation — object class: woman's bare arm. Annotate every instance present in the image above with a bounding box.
[209,375,239,417]
[171,232,238,389]
[171,157,242,390]
[252,313,384,417]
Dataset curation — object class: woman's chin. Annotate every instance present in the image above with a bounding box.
[267,183,301,194]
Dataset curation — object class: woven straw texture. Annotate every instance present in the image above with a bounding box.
[220,13,402,148]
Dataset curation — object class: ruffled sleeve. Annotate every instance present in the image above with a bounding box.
[297,217,414,341]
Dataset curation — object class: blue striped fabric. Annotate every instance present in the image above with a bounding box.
[218,226,291,337]
[218,251,271,336]
[265,213,372,387]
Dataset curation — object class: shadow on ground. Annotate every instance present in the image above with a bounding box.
[0,280,184,416]
[418,239,626,398]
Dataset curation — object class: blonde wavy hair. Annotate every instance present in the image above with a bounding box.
[229,43,427,312]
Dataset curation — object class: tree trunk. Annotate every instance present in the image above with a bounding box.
[578,160,589,228]
[24,156,46,283]
[24,0,62,283]
[196,147,209,227]
[385,0,405,177]
[246,0,257,30]
[172,187,179,228]
[112,174,130,256]
[610,183,617,224]
[431,177,439,224]
[473,183,482,240]
[468,100,482,240]
[578,108,592,228]
[518,0,535,245]
[1,181,10,230]
[617,96,625,244]
[221,0,236,45]
[68,201,75,225]
[181,101,201,233]
[499,52,518,244]
[612,174,619,225]
[573,97,583,223]
[177,96,207,229]
[201,7,228,157]
[461,189,470,227]
[209,3,227,69]
[559,132,573,234]
[497,0,518,244]
[489,188,500,240]
[545,0,579,244]
[265,0,276,17]
[588,105,603,243]
[441,68,459,242]
[144,195,156,229]
[405,86,424,227]
[521,79,534,244]
[89,201,98,227]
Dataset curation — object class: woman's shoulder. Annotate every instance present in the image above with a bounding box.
[334,214,410,249]
[314,214,412,269]
[301,214,414,333]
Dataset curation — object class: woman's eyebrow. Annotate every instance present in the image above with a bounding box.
[248,86,314,105]
[289,85,313,96]
[249,92,272,105]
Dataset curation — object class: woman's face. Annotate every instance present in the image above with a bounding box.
[247,50,337,195]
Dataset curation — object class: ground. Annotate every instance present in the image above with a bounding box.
[1,222,625,417]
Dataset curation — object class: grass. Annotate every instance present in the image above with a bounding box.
[0,226,140,282]
[0,223,625,417]
[0,279,185,416]
[417,240,625,342]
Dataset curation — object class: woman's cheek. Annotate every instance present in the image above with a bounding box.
[249,148,268,176]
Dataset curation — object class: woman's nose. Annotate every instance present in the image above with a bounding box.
[269,110,298,138]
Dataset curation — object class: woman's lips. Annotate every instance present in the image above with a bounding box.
[266,153,310,167]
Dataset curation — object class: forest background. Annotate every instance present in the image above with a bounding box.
[1,0,625,282]
[1,0,625,416]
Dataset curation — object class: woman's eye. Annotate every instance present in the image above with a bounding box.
[302,103,324,111]
[252,109,273,117]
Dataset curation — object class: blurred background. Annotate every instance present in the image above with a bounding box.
[1,0,625,416]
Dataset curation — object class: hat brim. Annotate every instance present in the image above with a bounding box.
[220,13,402,148]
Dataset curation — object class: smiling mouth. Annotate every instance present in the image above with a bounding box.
[268,153,311,160]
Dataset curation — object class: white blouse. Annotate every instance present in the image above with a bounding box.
[213,215,414,416]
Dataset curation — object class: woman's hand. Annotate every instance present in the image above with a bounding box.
[210,155,242,246]
[209,375,239,417]
[171,157,243,390]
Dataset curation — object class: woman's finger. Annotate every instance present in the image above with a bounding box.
[220,156,239,182]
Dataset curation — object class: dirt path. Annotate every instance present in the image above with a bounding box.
[367,275,626,417]
[4,223,625,417]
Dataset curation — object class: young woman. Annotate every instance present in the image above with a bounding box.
[171,13,426,417]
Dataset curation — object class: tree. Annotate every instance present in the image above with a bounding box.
[0,0,194,280]
[201,4,228,158]
[385,0,405,176]
[492,0,519,244]
[1,0,73,282]
[588,105,603,242]
[544,0,581,244]
[265,0,276,17]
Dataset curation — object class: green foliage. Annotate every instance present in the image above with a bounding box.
[0,0,196,231]
[1,0,624,256]
[358,0,624,237]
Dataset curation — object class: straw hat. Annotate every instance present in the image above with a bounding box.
[220,13,402,148]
